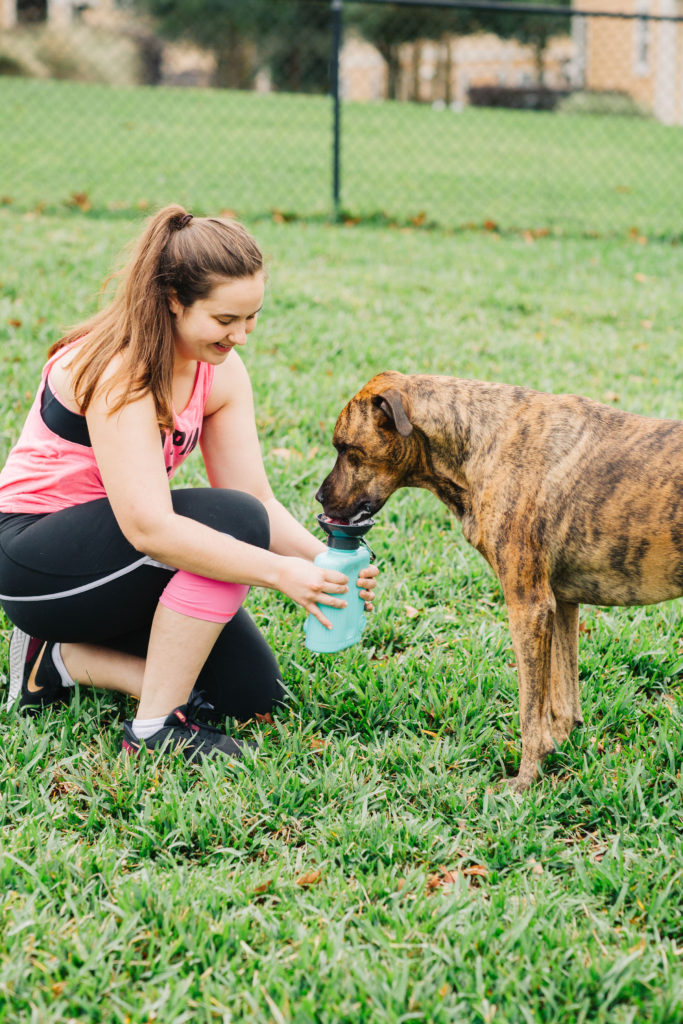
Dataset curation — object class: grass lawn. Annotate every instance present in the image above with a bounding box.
[2,77,683,236]
[0,78,682,1023]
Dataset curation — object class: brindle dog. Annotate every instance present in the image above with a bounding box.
[316,370,683,790]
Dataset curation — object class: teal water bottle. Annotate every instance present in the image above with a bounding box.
[304,513,375,654]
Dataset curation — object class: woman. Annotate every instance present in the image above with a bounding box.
[0,205,378,760]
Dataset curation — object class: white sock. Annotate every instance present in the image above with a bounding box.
[51,643,76,688]
[132,715,168,740]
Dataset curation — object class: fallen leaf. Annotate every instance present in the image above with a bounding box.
[296,868,322,887]
[254,711,274,724]
[253,880,272,895]
[67,191,91,212]
[404,604,420,619]
[271,448,291,461]
[603,391,620,403]
[634,272,647,283]
[7,318,21,328]
[463,864,488,879]
[483,219,498,231]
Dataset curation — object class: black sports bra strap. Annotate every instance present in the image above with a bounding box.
[40,378,92,447]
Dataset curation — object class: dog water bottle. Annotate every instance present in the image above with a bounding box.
[304,513,375,653]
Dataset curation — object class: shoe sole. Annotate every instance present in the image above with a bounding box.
[8,628,31,708]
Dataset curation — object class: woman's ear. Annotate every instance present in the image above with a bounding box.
[167,289,183,317]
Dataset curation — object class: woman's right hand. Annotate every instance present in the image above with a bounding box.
[275,557,349,629]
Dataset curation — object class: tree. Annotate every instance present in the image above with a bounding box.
[349,4,463,100]
[350,0,571,99]
[130,0,268,88]
[129,0,334,93]
[258,0,331,94]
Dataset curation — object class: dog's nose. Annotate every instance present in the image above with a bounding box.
[314,485,324,505]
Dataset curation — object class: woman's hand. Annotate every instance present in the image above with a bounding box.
[275,557,349,629]
[357,564,380,612]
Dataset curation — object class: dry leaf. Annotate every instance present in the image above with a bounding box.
[296,868,322,887]
[253,880,272,895]
[68,192,91,212]
[463,864,488,879]
[271,448,291,461]
[404,604,420,619]
[634,272,647,283]
[8,318,21,328]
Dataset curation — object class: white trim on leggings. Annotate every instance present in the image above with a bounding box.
[0,555,172,602]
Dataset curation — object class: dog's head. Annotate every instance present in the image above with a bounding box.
[316,371,418,520]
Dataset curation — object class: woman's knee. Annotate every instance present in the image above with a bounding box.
[171,488,270,550]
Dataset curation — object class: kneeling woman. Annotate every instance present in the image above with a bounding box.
[0,206,378,759]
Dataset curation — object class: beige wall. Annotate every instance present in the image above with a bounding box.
[579,0,683,122]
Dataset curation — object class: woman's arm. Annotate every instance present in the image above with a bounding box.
[200,353,379,607]
[85,364,349,626]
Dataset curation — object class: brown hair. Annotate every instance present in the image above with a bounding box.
[50,204,263,432]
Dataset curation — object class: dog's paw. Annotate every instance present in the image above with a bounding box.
[506,773,534,794]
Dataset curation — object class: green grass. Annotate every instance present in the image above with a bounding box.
[0,80,682,1022]
[2,77,683,236]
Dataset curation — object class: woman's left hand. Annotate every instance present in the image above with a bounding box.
[357,564,380,612]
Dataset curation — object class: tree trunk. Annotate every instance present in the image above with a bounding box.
[442,33,453,106]
[378,42,400,100]
[411,40,421,102]
[213,34,253,89]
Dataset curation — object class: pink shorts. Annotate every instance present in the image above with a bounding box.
[159,570,249,623]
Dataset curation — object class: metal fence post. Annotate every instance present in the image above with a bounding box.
[331,0,343,220]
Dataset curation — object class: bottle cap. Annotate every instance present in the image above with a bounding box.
[316,512,375,549]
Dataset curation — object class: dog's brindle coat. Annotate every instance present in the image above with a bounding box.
[316,371,683,790]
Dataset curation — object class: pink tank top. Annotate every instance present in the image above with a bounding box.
[0,344,215,514]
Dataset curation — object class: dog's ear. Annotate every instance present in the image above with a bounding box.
[373,389,413,437]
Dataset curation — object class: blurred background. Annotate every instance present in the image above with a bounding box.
[2,0,683,237]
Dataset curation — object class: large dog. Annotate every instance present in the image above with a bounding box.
[316,371,683,790]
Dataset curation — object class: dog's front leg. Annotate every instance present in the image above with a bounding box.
[550,600,584,744]
[504,586,557,791]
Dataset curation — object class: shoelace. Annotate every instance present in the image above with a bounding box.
[178,691,228,742]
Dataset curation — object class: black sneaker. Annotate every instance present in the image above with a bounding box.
[8,629,70,713]
[121,703,252,762]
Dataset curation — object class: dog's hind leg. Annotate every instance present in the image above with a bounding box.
[503,585,557,791]
[550,600,584,744]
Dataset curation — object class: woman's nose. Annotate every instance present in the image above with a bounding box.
[228,323,247,345]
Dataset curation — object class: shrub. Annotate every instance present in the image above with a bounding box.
[468,86,572,111]
[0,52,28,76]
[557,90,651,117]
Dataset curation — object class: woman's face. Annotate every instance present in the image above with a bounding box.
[169,272,265,366]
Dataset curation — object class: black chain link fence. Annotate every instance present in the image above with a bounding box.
[2,0,683,236]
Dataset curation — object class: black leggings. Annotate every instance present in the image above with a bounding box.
[0,488,284,720]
